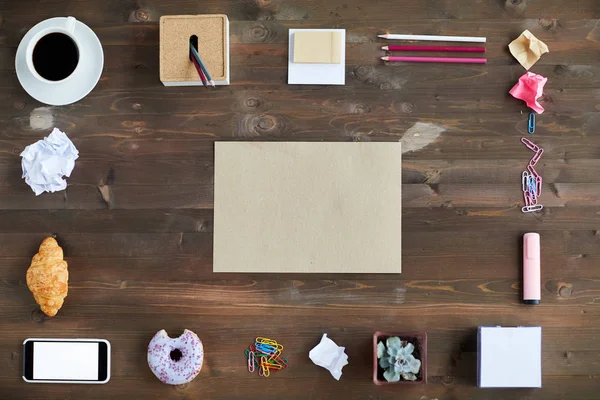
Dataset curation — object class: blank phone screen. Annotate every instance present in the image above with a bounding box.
[33,342,99,380]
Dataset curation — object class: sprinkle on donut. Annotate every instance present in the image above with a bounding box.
[147,329,204,385]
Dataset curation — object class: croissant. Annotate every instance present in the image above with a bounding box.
[26,237,68,317]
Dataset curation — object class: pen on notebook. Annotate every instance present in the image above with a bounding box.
[381,56,487,64]
[381,45,485,53]
[378,34,486,43]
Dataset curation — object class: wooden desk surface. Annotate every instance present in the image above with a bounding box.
[1,1,600,399]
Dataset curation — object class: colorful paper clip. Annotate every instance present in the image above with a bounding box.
[245,337,288,378]
[520,137,544,213]
[528,112,535,134]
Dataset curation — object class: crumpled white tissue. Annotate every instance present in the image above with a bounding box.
[309,333,348,380]
[20,128,79,196]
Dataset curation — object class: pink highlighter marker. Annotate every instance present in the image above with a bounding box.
[523,233,541,305]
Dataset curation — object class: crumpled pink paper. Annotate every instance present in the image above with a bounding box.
[509,72,548,114]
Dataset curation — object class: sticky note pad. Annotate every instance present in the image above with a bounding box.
[213,142,402,273]
[293,31,342,64]
[478,326,542,388]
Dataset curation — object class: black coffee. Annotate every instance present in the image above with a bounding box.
[32,33,79,81]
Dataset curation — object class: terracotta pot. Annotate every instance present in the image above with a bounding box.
[373,331,427,385]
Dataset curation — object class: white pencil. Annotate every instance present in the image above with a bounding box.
[378,34,486,43]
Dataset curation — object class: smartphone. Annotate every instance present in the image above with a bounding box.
[23,338,111,384]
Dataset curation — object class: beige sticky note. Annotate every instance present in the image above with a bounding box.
[294,31,343,64]
[508,30,549,70]
[213,142,402,273]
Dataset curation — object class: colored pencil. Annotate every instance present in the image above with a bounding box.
[381,45,485,53]
[190,45,215,87]
[191,53,209,87]
[378,34,486,43]
[381,56,487,64]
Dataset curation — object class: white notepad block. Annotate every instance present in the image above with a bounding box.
[288,29,346,85]
[478,326,542,388]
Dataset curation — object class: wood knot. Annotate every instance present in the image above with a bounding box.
[245,97,262,109]
[132,103,142,110]
[234,114,288,137]
[442,375,453,384]
[401,102,415,113]
[134,9,150,22]
[255,0,272,6]
[353,66,371,78]
[504,0,527,13]
[538,19,560,31]
[257,116,275,130]
[351,104,370,114]
[558,284,572,298]
[31,309,47,323]
[13,101,26,110]
[249,24,268,40]
[379,82,393,90]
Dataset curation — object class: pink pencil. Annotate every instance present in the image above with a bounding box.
[382,45,485,53]
[381,56,486,64]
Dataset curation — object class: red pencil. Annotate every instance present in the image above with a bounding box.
[381,56,486,64]
[190,52,208,87]
[381,45,485,53]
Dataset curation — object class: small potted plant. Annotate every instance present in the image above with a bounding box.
[373,331,427,385]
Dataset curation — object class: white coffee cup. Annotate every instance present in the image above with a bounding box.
[25,16,80,84]
[16,16,104,106]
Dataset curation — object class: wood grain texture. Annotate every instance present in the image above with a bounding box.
[0,0,600,399]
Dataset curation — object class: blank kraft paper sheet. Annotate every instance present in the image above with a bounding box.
[213,142,402,273]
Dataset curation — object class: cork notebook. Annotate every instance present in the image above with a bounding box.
[213,142,402,274]
[160,15,230,86]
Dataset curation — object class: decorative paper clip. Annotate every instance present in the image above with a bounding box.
[528,112,535,134]
[248,350,255,372]
[529,148,543,167]
[520,137,544,213]
[521,137,539,152]
[522,171,530,192]
[522,204,544,213]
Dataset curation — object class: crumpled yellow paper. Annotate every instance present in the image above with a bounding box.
[508,30,549,70]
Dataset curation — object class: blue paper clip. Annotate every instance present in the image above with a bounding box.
[528,175,537,195]
[527,113,535,134]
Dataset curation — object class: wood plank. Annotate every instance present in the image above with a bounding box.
[1,2,598,29]
[1,207,600,234]
[2,135,600,167]
[1,182,600,210]
[3,158,600,188]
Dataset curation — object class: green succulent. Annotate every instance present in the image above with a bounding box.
[377,336,421,382]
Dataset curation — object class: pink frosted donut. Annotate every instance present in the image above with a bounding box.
[147,329,204,385]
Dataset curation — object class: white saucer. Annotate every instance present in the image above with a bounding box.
[15,18,104,106]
